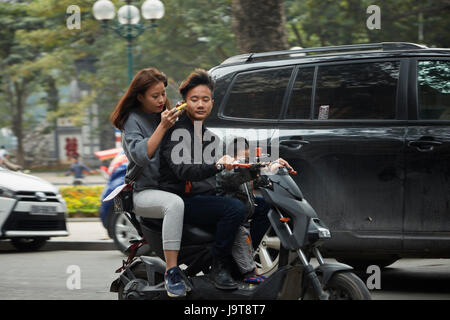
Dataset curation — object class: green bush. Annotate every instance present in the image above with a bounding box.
[59,185,104,217]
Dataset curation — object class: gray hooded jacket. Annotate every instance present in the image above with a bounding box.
[122,108,162,192]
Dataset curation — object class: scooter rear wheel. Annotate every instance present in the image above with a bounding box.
[118,262,164,300]
[111,211,141,254]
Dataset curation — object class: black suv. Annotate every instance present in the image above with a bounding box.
[206,42,450,269]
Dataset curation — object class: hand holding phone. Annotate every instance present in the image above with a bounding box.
[176,102,187,111]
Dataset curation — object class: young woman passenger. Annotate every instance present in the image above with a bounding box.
[110,67,187,297]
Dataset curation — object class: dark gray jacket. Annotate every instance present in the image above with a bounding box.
[159,114,221,196]
[122,108,162,192]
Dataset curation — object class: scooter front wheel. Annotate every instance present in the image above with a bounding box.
[326,271,371,300]
[304,271,371,300]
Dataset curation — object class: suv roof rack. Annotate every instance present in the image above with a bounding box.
[221,42,428,65]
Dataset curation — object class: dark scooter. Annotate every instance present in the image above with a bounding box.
[110,163,371,300]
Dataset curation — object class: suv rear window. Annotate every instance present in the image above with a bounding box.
[417,60,450,120]
[223,67,293,119]
[314,61,400,120]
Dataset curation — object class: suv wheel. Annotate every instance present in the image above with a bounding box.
[254,227,281,276]
[110,211,140,253]
[10,237,48,251]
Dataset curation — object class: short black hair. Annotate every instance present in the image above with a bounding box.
[179,69,215,100]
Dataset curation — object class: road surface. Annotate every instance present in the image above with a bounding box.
[0,248,449,300]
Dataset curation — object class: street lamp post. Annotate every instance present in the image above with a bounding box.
[93,0,165,147]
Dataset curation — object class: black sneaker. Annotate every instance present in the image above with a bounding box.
[210,257,238,290]
[164,267,187,297]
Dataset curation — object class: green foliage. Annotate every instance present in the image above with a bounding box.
[0,2,49,162]
[286,0,450,48]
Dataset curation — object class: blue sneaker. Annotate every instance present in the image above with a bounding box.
[164,267,187,297]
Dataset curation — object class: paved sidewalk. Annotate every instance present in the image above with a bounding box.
[46,218,116,251]
[63,218,110,241]
[0,219,117,251]
[31,172,107,186]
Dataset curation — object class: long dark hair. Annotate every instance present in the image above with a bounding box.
[110,67,170,130]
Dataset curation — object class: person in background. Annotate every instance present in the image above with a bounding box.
[0,146,8,165]
[0,146,8,164]
[65,155,92,185]
[0,146,23,171]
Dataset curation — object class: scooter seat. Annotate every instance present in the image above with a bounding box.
[140,218,215,244]
[183,224,215,244]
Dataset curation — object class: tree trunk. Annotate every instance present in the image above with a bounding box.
[45,76,59,114]
[5,78,29,167]
[13,80,26,166]
[290,24,305,48]
[231,0,289,53]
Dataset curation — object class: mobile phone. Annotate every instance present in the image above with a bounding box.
[176,103,187,111]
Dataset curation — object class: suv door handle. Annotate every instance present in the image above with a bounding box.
[279,139,310,150]
[408,140,442,152]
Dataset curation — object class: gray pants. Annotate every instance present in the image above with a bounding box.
[133,189,184,251]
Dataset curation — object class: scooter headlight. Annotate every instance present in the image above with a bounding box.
[317,227,331,239]
[308,219,331,243]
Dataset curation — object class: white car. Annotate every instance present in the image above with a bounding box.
[0,166,69,251]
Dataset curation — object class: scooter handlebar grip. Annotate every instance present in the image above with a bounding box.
[232,163,252,168]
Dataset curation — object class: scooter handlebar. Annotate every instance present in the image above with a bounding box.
[231,163,297,175]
